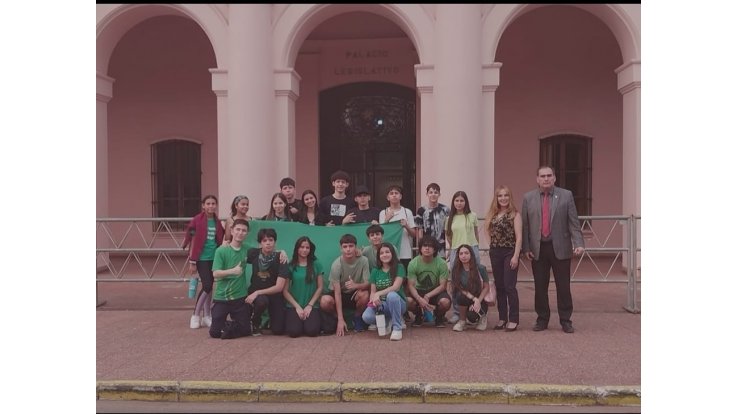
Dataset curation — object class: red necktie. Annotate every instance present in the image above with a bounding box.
[542,193,551,238]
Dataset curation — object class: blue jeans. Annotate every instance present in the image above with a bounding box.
[362,291,407,330]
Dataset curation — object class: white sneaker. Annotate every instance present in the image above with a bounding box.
[401,321,407,329]
[475,315,487,331]
[448,314,460,324]
[190,314,201,329]
[202,315,212,328]
[390,329,403,341]
[452,320,466,332]
[368,324,377,331]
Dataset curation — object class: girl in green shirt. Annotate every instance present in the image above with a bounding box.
[361,243,407,341]
[283,236,324,337]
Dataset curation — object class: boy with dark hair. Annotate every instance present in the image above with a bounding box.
[320,234,371,335]
[379,185,417,270]
[361,224,385,270]
[344,185,380,224]
[279,177,303,216]
[415,182,450,258]
[210,219,252,339]
[406,234,452,327]
[244,228,289,336]
[318,170,356,225]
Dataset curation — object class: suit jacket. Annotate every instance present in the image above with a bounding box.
[521,186,584,260]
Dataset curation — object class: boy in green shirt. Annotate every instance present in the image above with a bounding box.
[210,219,252,339]
[406,235,452,327]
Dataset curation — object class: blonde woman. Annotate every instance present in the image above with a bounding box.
[485,185,522,332]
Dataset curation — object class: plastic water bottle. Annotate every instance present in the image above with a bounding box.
[376,311,387,336]
[188,277,199,299]
[423,308,434,323]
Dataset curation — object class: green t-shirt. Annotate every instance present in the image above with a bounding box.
[211,244,247,301]
[445,212,479,249]
[361,245,379,270]
[407,256,449,291]
[286,259,324,308]
[328,256,370,294]
[199,218,218,260]
[370,264,406,301]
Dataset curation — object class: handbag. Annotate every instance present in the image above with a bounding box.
[484,281,497,307]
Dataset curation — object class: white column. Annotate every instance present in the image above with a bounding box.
[274,68,301,180]
[415,64,435,197]
[97,72,114,269]
[434,4,483,207]
[479,62,502,216]
[209,68,230,218]
[227,4,275,212]
[616,60,641,271]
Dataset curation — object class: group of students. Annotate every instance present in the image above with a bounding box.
[183,166,583,341]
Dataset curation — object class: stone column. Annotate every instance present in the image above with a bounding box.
[274,68,301,180]
[209,68,229,218]
[415,64,435,199]
[434,4,484,208]
[479,62,502,217]
[616,60,641,271]
[97,72,114,270]
[226,4,275,213]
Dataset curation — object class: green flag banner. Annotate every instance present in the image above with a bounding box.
[244,220,404,273]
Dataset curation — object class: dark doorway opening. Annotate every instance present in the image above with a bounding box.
[319,82,416,211]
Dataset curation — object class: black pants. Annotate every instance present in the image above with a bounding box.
[196,260,215,293]
[457,295,489,314]
[490,247,520,323]
[532,241,573,326]
[209,298,252,338]
[284,307,321,338]
[251,293,286,335]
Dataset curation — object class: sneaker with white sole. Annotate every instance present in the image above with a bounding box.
[190,314,201,329]
[448,313,460,324]
[202,315,212,328]
[390,329,403,341]
[475,315,487,331]
[452,320,466,332]
[368,324,377,331]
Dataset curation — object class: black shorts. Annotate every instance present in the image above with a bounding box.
[416,289,451,306]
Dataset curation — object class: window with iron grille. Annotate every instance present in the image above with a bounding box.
[151,139,201,230]
[539,134,592,216]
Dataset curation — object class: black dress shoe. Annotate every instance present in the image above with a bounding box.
[532,322,548,331]
[561,323,575,334]
[493,321,507,330]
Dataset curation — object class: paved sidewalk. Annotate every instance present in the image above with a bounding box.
[96,282,640,405]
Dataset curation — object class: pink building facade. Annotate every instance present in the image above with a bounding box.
[96,4,640,223]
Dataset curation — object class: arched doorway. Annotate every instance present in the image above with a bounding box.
[319,82,416,211]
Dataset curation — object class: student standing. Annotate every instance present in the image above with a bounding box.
[378,185,417,270]
[344,185,381,224]
[182,195,224,329]
[224,195,252,243]
[262,193,293,221]
[318,170,356,225]
[280,177,303,217]
[415,183,450,258]
[296,189,322,225]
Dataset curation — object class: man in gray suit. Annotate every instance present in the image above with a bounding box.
[521,166,584,333]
